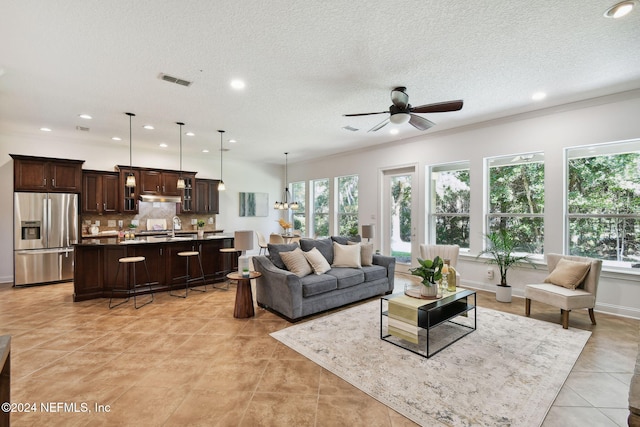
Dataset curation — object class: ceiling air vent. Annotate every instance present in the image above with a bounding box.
[76,126,90,132]
[342,125,359,132]
[158,73,192,87]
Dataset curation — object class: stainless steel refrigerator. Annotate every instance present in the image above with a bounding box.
[14,192,78,286]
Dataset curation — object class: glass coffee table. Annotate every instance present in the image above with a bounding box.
[380,289,476,358]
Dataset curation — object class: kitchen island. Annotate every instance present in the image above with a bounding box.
[73,233,236,301]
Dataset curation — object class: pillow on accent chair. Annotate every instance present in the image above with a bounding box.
[348,241,373,266]
[544,258,591,290]
[303,247,332,275]
[332,242,361,268]
[279,247,312,277]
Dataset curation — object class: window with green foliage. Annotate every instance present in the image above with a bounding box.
[312,178,329,238]
[488,153,545,255]
[290,181,306,235]
[337,174,358,236]
[430,163,470,248]
[567,140,640,268]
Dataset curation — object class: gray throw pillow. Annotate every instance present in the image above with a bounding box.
[268,243,300,270]
[299,238,334,264]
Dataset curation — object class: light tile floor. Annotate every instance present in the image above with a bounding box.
[0,275,637,426]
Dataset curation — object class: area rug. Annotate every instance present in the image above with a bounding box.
[270,300,591,427]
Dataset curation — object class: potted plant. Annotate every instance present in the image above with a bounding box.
[197,219,205,238]
[477,229,535,302]
[409,256,444,299]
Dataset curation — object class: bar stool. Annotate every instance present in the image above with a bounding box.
[109,256,154,309]
[218,247,240,290]
[169,250,207,298]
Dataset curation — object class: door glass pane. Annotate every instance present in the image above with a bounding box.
[390,174,412,263]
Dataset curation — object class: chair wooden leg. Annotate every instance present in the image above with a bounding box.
[525,298,531,316]
[588,308,596,325]
[561,309,570,329]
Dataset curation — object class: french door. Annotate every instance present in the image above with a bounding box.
[382,166,418,273]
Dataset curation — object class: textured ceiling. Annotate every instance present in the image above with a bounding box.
[1,1,639,165]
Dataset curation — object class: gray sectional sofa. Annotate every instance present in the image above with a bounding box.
[253,236,395,321]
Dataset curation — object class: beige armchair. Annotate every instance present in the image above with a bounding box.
[419,244,460,267]
[419,244,461,283]
[525,253,602,329]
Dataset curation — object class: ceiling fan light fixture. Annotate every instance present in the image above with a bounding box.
[604,0,635,18]
[390,112,410,125]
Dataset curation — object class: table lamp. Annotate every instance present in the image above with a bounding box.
[234,230,254,277]
[361,224,375,242]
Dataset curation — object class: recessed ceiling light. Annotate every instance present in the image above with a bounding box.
[185,132,195,136]
[111,136,122,141]
[532,92,547,101]
[390,128,399,135]
[159,143,168,148]
[230,79,246,90]
[604,1,635,18]
[78,114,92,119]
[202,149,209,153]
[229,139,237,143]
[40,127,52,132]
[143,125,155,130]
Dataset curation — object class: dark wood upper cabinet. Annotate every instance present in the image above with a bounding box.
[82,170,119,214]
[140,170,163,195]
[195,179,220,214]
[11,154,84,192]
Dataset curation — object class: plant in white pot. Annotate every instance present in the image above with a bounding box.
[477,229,535,302]
[197,219,205,238]
[409,256,444,299]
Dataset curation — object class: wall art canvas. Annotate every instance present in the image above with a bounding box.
[239,192,269,217]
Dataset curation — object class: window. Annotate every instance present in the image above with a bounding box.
[487,153,545,255]
[311,178,329,238]
[430,162,470,248]
[290,181,306,235]
[567,140,640,268]
[336,174,358,236]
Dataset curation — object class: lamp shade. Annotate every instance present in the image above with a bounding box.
[234,230,254,251]
[361,224,375,240]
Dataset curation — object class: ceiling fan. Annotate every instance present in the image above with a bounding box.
[344,87,463,132]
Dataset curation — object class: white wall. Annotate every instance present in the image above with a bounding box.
[287,90,640,319]
[0,132,285,283]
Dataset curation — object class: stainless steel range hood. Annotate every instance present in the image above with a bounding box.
[139,194,182,203]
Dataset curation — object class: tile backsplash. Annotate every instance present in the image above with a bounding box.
[81,201,217,235]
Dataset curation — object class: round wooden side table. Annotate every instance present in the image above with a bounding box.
[227,271,262,318]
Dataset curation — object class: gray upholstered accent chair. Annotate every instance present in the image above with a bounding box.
[525,253,602,329]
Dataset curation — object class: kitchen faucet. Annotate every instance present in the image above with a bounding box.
[172,216,181,237]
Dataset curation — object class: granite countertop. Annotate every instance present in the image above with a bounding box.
[76,232,233,246]
[81,229,225,239]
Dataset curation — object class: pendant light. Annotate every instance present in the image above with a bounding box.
[218,130,226,191]
[274,152,299,210]
[176,122,185,189]
[125,112,136,187]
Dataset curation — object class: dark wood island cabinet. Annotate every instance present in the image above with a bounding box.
[73,235,236,301]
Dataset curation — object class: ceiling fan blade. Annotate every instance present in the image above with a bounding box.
[409,114,435,131]
[411,100,463,114]
[343,111,388,117]
[390,87,409,109]
[368,117,390,132]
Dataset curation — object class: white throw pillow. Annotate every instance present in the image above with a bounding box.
[332,242,361,268]
[348,241,373,266]
[303,247,331,275]
[279,247,312,277]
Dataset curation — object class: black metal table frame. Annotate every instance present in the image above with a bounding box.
[380,289,477,358]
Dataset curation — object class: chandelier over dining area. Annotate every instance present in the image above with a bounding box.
[274,152,298,210]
